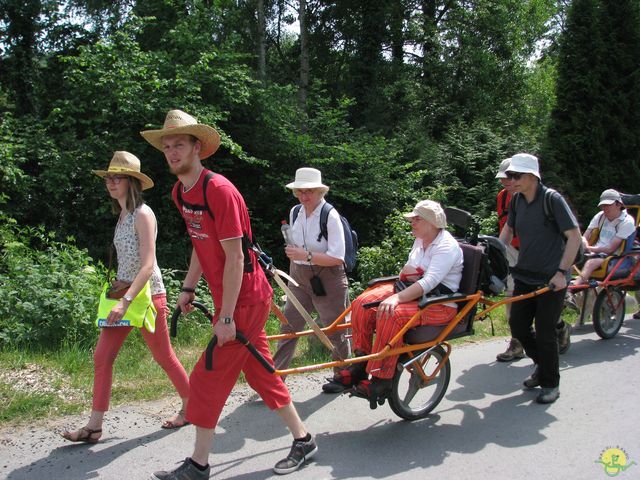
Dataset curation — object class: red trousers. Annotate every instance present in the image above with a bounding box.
[92,294,190,411]
[351,283,457,379]
[186,299,291,429]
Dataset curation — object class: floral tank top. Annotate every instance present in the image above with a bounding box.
[114,204,165,295]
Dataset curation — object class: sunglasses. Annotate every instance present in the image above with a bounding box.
[505,171,524,180]
[104,175,128,184]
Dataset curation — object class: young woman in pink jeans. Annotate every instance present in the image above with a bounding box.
[61,151,190,443]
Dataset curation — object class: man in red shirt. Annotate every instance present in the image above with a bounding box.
[495,158,525,362]
[142,110,316,479]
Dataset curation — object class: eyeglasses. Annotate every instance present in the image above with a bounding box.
[506,171,524,180]
[295,189,316,196]
[104,175,128,184]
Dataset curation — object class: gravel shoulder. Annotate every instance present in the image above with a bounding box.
[1,320,639,480]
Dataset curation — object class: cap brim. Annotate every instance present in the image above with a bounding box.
[140,124,221,159]
[495,172,508,179]
[286,182,329,190]
[506,168,541,179]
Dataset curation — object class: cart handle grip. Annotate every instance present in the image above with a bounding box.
[170,301,275,373]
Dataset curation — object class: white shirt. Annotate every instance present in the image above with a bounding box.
[289,200,346,264]
[588,210,636,249]
[404,229,463,295]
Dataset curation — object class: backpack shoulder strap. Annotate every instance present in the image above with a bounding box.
[499,190,509,218]
[543,187,558,222]
[292,204,303,225]
[318,202,334,242]
[201,171,215,218]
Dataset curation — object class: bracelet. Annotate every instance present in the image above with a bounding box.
[181,287,196,293]
[557,268,568,275]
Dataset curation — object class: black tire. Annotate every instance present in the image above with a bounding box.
[388,345,451,421]
[593,288,625,339]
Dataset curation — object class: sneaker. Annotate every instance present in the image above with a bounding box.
[150,458,210,480]
[557,321,571,355]
[536,387,560,404]
[273,435,318,475]
[523,366,540,389]
[564,292,579,312]
[496,338,525,362]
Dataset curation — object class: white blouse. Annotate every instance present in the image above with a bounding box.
[289,200,346,264]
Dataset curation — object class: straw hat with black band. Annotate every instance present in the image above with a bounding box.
[93,151,154,190]
[140,110,221,160]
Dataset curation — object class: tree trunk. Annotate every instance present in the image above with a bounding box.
[257,0,267,82]
[298,0,310,121]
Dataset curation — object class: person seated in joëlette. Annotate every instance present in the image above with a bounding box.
[574,189,636,285]
[331,200,463,408]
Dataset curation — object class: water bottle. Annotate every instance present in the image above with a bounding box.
[281,220,295,246]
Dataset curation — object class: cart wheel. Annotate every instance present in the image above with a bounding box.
[593,288,625,339]
[388,345,450,421]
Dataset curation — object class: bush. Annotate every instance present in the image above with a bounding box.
[0,217,104,349]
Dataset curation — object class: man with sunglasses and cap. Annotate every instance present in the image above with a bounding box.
[141,110,317,479]
[498,153,581,404]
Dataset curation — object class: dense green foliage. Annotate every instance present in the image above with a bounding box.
[0,217,103,347]
[543,0,640,221]
[0,1,638,351]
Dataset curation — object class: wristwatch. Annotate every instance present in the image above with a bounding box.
[123,294,133,303]
[222,316,233,325]
[306,251,313,263]
[557,268,568,275]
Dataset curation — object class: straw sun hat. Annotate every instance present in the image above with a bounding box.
[92,151,154,190]
[140,109,221,160]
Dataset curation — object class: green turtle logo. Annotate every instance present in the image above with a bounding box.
[595,447,637,477]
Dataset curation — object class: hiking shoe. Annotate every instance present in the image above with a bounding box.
[150,458,210,480]
[321,362,367,394]
[352,377,393,410]
[557,321,571,355]
[523,366,540,389]
[273,435,318,475]
[496,338,525,362]
[536,387,560,404]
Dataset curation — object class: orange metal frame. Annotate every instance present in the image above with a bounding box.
[267,284,552,377]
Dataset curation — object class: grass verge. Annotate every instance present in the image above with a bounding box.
[0,302,513,428]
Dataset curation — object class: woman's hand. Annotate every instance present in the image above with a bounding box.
[107,299,128,325]
[285,245,307,262]
[377,294,401,320]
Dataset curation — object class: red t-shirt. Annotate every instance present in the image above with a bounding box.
[497,188,520,249]
[172,170,272,308]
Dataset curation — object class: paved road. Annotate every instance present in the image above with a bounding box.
[1,318,639,480]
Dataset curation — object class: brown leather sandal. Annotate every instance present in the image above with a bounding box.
[61,426,102,444]
[161,408,190,430]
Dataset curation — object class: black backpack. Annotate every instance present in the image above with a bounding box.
[477,235,509,294]
[510,186,585,267]
[292,202,359,273]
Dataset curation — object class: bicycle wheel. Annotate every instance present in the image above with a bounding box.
[388,345,450,421]
[593,288,625,339]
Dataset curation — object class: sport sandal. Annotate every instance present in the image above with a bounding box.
[61,426,102,444]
